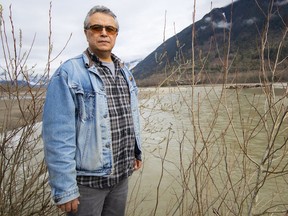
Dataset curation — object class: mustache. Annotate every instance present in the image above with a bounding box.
[98,40,110,43]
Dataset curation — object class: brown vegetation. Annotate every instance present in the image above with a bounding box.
[1,1,288,216]
[0,87,45,132]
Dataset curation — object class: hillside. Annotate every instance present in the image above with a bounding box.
[132,0,288,86]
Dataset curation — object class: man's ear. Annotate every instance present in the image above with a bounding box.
[84,30,88,39]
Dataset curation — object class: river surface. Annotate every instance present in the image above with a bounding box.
[127,85,288,216]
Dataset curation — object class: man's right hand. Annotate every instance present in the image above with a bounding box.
[57,198,80,213]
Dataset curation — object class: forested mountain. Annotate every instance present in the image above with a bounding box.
[132,0,288,86]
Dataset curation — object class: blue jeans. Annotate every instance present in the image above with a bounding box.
[67,178,128,216]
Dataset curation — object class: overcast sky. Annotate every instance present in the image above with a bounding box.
[1,0,233,73]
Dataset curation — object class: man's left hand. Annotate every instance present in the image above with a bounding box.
[134,160,142,171]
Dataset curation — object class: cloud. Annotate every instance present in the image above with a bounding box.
[204,16,231,29]
[243,17,258,26]
[204,17,212,22]
[1,0,234,73]
[275,0,288,6]
[200,26,207,30]
[212,21,231,29]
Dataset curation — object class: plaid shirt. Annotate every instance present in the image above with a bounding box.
[77,51,136,188]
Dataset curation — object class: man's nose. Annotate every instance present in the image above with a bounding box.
[100,28,108,35]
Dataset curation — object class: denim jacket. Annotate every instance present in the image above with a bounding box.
[42,52,142,205]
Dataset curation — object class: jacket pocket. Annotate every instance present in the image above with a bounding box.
[74,88,95,121]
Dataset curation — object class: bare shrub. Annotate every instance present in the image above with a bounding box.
[127,1,288,216]
[0,4,67,215]
[1,1,287,216]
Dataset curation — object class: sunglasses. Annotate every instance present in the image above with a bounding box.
[86,24,118,35]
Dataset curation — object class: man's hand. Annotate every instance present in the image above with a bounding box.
[57,198,80,213]
[134,159,142,171]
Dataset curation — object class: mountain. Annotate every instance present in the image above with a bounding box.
[132,0,288,86]
[124,58,142,70]
[0,71,49,88]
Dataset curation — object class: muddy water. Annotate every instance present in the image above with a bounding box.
[127,85,288,216]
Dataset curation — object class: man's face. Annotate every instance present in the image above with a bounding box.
[84,12,118,56]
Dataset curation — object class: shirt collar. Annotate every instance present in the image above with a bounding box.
[86,48,123,68]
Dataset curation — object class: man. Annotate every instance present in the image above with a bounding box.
[42,5,142,216]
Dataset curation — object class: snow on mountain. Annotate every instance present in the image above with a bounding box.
[0,70,48,87]
[124,59,142,70]
[0,58,143,87]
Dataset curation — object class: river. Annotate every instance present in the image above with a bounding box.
[126,84,288,216]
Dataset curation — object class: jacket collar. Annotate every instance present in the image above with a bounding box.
[83,48,124,69]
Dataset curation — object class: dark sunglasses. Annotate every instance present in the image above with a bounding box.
[86,24,118,35]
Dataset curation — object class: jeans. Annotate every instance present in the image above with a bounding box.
[67,178,128,216]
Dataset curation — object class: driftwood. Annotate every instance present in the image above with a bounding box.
[226,83,265,89]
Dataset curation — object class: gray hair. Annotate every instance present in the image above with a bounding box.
[84,6,119,30]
